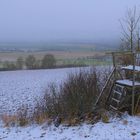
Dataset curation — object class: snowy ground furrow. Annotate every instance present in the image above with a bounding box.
[0,68,82,115]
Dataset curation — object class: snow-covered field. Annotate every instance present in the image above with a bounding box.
[0,67,83,115]
[0,67,140,140]
[0,115,140,140]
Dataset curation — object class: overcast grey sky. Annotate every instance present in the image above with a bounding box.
[0,0,140,42]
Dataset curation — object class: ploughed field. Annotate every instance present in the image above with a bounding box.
[0,67,84,115]
[0,67,140,140]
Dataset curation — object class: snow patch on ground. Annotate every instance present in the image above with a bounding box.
[0,115,140,140]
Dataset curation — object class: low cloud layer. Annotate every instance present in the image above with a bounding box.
[0,0,139,42]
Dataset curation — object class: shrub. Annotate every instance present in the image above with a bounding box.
[17,111,28,126]
[32,101,49,124]
[3,61,17,70]
[16,105,29,126]
[25,55,37,69]
[33,67,110,124]
[59,69,100,117]
[34,59,41,69]
[41,54,56,69]
[16,57,24,69]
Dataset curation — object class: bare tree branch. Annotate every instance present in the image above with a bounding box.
[120,7,140,51]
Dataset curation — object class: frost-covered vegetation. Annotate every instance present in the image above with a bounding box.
[0,67,140,140]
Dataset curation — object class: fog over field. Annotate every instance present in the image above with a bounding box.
[0,1,140,140]
[0,0,139,45]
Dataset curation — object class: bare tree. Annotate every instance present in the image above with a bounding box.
[120,7,140,51]
[41,54,56,69]
[25,55,36,69]
[16,57,24,69]
[136,27,140,50]
[119,7,140,116]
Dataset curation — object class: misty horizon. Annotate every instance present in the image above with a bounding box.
[0,0,140,43]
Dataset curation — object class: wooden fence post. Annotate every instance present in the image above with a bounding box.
[132,51,136,115]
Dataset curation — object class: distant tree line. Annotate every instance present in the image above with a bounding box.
[0,54,56,71]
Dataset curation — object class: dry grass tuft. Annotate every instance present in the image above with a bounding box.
[1,114,18,127]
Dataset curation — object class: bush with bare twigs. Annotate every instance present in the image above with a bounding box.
[32,67,111,125]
